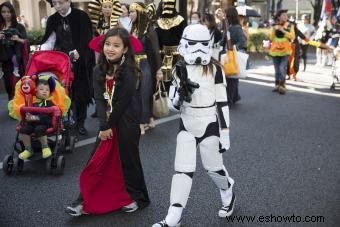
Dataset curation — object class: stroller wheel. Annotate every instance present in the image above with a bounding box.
[46,157,55,174]
[56,156,65,175]
[14,158,24,173]
[2,155,14,175]
[67,135,76,153]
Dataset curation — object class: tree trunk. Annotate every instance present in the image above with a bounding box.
[276,0,283,11]
[310,0,323,27]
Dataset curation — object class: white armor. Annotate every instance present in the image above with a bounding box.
[178,24,214,65]
[154,24,235,227]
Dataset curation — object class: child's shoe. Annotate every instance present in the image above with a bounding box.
[42,147,52,158]
[19,150,33,160]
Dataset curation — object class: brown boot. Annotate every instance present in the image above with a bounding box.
[278,81,286,94]
[272,80,279,92]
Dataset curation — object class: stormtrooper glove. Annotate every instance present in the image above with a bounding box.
[219,129,230,152]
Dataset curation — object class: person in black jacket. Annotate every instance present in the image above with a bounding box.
[66,28,149,216]
[0,2,28,100]
[41,0,95,135]
[224,7,246,106]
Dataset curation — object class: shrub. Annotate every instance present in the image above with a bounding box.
[27,29,45,46]
[247,28,270,53]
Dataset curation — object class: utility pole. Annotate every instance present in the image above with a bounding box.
[296,0,299,21]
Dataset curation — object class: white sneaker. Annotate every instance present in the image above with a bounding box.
[152,219,181,227]
[65,204,88,216]
[218,193,236,218]
[121,201,138,213]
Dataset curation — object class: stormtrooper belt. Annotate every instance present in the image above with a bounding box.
[181,105,216,117]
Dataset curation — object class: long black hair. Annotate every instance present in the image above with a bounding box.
[97,27,137,82]
[0,2,18,29]
[225,7,240,26]
[130,2,149,39]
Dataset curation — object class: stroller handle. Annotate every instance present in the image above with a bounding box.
[20,106,62,128]
[20,106,61,116]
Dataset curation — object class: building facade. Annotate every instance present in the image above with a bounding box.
[0,0,322,30]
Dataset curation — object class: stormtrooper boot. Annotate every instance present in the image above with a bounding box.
[218,177,236,218]
[152,205,183,227]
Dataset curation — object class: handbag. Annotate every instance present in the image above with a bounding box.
[220,48,249,79]
[223,45,239,76]
[222,31,239,76]
[152,81,169,118]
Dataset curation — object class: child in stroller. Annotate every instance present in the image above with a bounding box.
[4,51,72,175]
[18,75,56,160]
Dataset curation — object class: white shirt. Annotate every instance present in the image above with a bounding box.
[298,23,315,39]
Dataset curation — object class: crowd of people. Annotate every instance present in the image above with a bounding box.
[1,0,339,226]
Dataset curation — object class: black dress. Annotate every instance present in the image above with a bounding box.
[93,63,150,209]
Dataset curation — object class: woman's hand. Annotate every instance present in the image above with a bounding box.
[73,50,80,61]
[156,69,163,81]
[0,32,4,39]
[11,34,23,43]
[99,128,113,141]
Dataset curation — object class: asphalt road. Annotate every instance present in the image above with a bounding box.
[0,63,340,227]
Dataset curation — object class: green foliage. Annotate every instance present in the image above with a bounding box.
[247,28,270,53]
[27,29,45,45]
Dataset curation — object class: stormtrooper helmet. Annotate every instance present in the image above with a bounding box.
[178,24,213,65]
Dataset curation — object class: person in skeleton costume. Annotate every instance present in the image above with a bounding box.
[88,0,122,36]
[155,0,186,89]
[153,24,235,227]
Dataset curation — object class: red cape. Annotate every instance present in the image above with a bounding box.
[89,35,143,54]
[80,128,133,214]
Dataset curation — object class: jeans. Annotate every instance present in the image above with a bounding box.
[272,56,289,81]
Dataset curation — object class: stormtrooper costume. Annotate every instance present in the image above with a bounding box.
[153,24,235,227]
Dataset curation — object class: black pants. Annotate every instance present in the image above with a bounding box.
[20,122,48,137]
[226,78,240,105]
[71,99,87,126]
[1,60,15,100]
[300,44,308,71]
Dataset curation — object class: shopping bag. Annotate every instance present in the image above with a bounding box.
[223,45,239,76]
[220,48,249,79]
[152,81,169,118]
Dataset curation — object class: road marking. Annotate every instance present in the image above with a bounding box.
[0,114,180,170]
[243,74,340,98]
